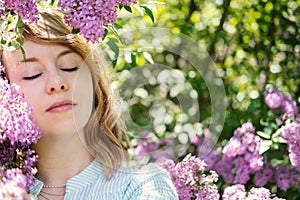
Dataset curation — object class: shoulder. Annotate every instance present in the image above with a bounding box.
[123,163,179,200]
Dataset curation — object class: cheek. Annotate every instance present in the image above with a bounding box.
[20,87,44,116]
[72,67,94,130]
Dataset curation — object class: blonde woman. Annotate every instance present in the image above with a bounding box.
[1,9,178,200]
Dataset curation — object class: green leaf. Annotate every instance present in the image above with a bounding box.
[107,38,119,59]
[16,17,24,35]
[124,5,132,13]
[257,131,271,139]
[102,28,108,40]
[259,140,272,154]
[273,136,286,144]
[16,37,23,46]
[20,46,26,61]
[109,25,123,44]
[272,126,283,138]
[71,28,80,34]
[140,6,155,23]
[1,38,7,45]
[113,23,122,29]
[131,53,136,66]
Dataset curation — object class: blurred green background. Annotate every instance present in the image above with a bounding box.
[104,0,299,143]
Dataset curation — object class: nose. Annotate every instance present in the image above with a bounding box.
[46,71,69,94]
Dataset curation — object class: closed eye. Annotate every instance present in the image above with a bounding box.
[23,73,42,80]
[61,66,79,72]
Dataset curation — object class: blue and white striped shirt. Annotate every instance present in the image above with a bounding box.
[30,159,178,200]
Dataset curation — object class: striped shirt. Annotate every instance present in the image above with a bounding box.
[30,159,179,200]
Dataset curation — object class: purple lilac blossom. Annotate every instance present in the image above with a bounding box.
[264,87,298,115]
[163,154,220,200]
[223,184,286,200]
[281,117,300,166]
[274,164,299,191]
[222,184,247,200]
[0,0,39,23]
[0,168,28,200]
[264,87,284,110]
[281,93,298,115]
[254,162,274,187]
[57,0,136,42]
[213,154,234,183]
[0,67,41,192]
[135,132,175,163]
[222,122,264,184]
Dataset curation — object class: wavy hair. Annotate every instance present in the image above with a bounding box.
[0,9,130,178]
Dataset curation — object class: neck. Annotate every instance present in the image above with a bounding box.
[33,134,94,186]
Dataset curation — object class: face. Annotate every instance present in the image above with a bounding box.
[2,40,94,138]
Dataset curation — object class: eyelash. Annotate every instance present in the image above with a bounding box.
[23,73,42,80]
[61,66,79,72]
[23,66,79,80]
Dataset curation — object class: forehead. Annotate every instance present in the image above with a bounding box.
[2,40,75,64]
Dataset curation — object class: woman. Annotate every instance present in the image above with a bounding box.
[0,9,178,200]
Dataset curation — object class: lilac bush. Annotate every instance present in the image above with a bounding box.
[0,68,41,198]
[281,117,300,166]
[204,122,264,184]
[163,154,219,200]
[223,184,285,200]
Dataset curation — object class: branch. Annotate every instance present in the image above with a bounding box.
[185,0,200,22]
[208,0,231,60]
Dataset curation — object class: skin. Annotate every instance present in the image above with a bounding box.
[2,40,94,193]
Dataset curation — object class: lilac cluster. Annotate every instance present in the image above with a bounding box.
[222,184,285,200]
[163,154,220,200]
[214,122,264,184]
[253,162,274,187]
[135,132,175,163]
[281,117,300,166]
[264,87,298,115]
[0,71,41,193]
[0,167,28,199]
[0,0,39,23]
[57,0,136,42]
[274,164,299,191]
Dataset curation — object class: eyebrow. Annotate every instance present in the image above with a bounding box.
[18,49,75,65]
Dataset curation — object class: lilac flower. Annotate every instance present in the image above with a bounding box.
[281,93,298,115]
[120,0,136,6]
[213,154,234,183]
[223,185,286,200]
[0,168,28,200]
[275,164,299,191]
[281,117,300,166]
[163,154,220,200]
[57,0,136,42]
[247,187,271,199]
[264,87,298,115]
[135,133,175,163]
[221,122,263,184]
[202,150,221,170]
[0,67,41,193]
[0,0,39,23]
[264,87,284,110]
[254,162,274,187]
[222,184,247,200]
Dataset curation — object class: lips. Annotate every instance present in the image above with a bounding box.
[46,100,77,113]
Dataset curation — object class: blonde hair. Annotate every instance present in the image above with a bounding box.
[1,9,130,178]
